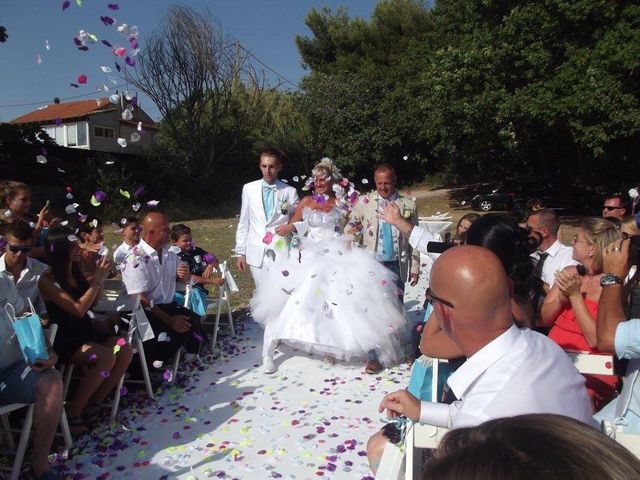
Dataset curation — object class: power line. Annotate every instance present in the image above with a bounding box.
[236,43,299,89]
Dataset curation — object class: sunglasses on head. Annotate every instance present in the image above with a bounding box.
[603,206,624,211]
[7,244,32,254]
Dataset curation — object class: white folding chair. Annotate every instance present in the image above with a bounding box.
[0,324,72,480]
[168,283,193,384]
[205,261,237,349]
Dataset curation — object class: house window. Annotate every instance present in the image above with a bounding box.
[66,122,87,147]
[94,126,115,139]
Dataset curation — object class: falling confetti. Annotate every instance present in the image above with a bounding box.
[36,155,47,164]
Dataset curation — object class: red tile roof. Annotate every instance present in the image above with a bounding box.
[10,98,115,124]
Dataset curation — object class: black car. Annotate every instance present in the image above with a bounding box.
[470,181,600,215]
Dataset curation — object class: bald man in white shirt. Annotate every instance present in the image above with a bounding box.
[367,246,593,473]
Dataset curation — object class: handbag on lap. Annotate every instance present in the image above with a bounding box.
[4,299,48,364]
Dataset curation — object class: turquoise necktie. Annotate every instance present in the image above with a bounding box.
[263,184,276,219]
[382,221,394,260]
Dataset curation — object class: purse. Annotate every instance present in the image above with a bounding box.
[407,355,452,402]
[4,299,48,364]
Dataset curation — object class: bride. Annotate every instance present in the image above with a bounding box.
[250,158,407,373]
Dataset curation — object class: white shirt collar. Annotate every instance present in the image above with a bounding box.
[542,238,565,257]
[448,324,521,399]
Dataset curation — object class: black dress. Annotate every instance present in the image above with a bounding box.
[45,284,111,364]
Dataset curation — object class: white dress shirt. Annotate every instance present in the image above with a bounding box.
[419,325,594,428]
[0,255,48,317]
[113,241,136,265]
[121,239,179,304]
[531,239,577,287]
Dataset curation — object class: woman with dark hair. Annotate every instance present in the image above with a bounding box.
[423,414,640,480]
[38,227,133,435]
[452,212,480,244]
[420,213,541,360]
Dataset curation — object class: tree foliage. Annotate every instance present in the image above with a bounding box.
[295,0,640,188]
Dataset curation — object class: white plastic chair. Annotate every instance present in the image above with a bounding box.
[205,261,237,349]
[0,324,72,480]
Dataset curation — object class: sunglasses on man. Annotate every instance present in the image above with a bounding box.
[7,244,32,254]
[603,205,624,211]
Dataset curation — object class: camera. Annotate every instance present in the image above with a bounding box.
[426,241,456,254]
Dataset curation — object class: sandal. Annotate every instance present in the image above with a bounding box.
[82,401,103,429]
[67,415,89,437]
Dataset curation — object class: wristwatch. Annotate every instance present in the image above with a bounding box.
[600,273,623,287]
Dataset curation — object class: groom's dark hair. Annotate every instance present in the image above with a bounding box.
[260,147,283,164]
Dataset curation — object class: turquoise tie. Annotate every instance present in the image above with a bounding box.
[263,184,276,219]
[382,221,394,261]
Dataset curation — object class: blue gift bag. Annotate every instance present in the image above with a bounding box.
[5,301,48,364]
[407,355,451,402]
[174,288,208,317]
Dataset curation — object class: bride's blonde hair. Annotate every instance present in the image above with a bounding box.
[311,157,342,181]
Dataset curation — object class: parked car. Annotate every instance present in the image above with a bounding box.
[470,181,600,215]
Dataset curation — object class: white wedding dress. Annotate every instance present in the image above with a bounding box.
[250,206,407,365]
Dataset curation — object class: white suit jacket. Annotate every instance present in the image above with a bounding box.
[234,179,299,268]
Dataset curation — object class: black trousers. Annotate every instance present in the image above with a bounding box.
[141,303,207,367]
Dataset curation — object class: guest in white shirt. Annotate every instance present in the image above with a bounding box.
[367,246,593,473]
[526,209,577,291]
[121,212,207,367]
[113,216,140,265]
[0,221,48,318]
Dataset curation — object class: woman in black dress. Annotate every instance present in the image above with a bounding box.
[38,227,133,434]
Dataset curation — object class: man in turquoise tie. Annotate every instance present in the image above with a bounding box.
[346,164,420,373]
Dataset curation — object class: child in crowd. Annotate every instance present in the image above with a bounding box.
[113,217,141,265]
[76,217,106,283]
[170,224,224,316]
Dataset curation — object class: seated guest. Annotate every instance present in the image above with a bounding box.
[540,217,622,411]
[76,217,105,282]
[423,414,640,480]
[594,236,640,432]
[0,272,63,480]
[603,193,628,220]
[121,213,207,366]
[113,217,141,265]
[367,246,593,473]
[0,180,50,259]
[0,221,48,320]
[38,227,133,435]
[171,224,224,315]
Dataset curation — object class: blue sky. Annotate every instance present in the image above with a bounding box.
[0,1,376,122]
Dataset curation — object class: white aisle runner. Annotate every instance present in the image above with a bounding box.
[55,264,429,479]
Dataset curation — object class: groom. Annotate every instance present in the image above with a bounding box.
[235,148,299,287]
[235,148,299,374]
[346,163,420,374]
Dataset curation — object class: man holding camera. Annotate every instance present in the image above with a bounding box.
[595,234,640,432]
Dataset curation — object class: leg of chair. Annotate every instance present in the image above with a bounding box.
[0,413,15,450]
[9,404,34,480]
[109,373,126,423]
[136,335,155,400]
[59,409,73,450]
[211,298,223,350]
[225,294,235,337]
[63,365,74,400]
[405,423,415,480]
[170,348,182,384]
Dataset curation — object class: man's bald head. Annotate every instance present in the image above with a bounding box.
[142,212,170,249]
[430,246,513,356]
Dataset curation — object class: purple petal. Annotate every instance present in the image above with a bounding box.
[115,62,122,72]
[78,46,89,51]
[125,56,135,67]
[202,253,217,265]
[102,39,113,48]
[70,83,80,88]
[62,0,70,10]
[100,16,115,26]
[163,369,173,382]
[40,147,48,156]
[133,185,145,196]
[107,3,119,10]
[129,37,138,49]
[94,190,107,202]
[130,96,138,106]
[73,37,82,46]
[54,117,62,126]
[100,370,110,379]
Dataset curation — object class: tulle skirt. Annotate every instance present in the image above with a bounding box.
[250,236,408,365]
